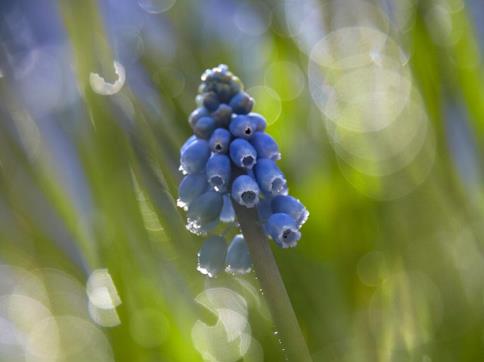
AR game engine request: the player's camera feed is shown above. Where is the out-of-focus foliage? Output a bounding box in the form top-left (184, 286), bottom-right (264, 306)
top-left (0, 0), bottom-right (483, 361)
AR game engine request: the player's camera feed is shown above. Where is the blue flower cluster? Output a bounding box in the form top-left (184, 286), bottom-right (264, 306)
top-left (178, 65), bottom-right (308, 277)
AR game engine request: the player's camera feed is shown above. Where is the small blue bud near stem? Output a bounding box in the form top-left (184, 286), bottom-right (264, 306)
top-left (220, 194), bottom-right (235, 223)
top-left (197, 236), bottom-right (226, 277)
top-left (176, 64), bottom-right (312, 362)
top-left (225, 234), bottom-right (252, 274)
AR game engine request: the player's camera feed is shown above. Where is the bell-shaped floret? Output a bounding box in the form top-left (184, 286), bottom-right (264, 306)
top-left (229, 115), bottom-right (259, 139)
top-left (271, 195), bottom-right (309, 228)
top-left (177, 173), bottom-right (208, 210)
top-left (209, 128), bottom-right (231, 154)
top-left (206, 154), bottom-right (231, 192)
top-left (225, 234), bottom-right (252, 274)
top-left (180, 138), bottom-right (210, 174)
top-left (231, 175), bottom-right (260, 208)
top-left (229, 138), bottom-right (257, 170)
top-left (265, 213), bottom-right (301, 248)
top-left (186, 191), bottom-right (223, 235)
top-left (197, 236), bottom-right (226, 277)
top-left (193, 116), bottom-right (216, 139)
top-left (250, 132), bottom-right (280, 161)
top-left (254, 159), bottom-right (287, 195)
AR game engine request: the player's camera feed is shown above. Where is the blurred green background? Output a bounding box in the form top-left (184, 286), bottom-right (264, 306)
top-left (0, 0), bottom-right (483, 361)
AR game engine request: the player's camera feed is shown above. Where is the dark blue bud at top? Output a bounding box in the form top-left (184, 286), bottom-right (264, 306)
top-left (271, 195), bottom-right (309, 228)
top-left (232, 175), bottom-right (260, 208)
top-left (254, 159), bottom-right (287, 195)
top-left (206, 154), bottom-right (231, 192)
top-left (215, 82), bottom-right (232, 102)
top-left (265, 213), bottom-right (301, 248)
top-left (229, 91), bottom-right (254, 114)
top-left (187, 190), bottom-right (223, 234)
top-left (197, 236), bottom-right (226, 277)
top-left (193, 116), bottom-right (216, 139)
top-left (225, 234), bottom-right (252, 274)
top-left (229, 77), bottom-right (242, 95)
top-left (209, 128), bottom-right (231, 154)
top-left (220, 194), bottom-right (235, 223)
top-left (180, 138), bottom-right (210, 174)
top-left (229, 115), bottom-right (259, 139)
top-left (229, 138), bottom-right (257, 170)
top-left (201, 91), bottom-right (220, 112)
top-left (189, 107), bottom-right (209, 128)
top-left (250, 132), bottom-right (281, 161)
top-left (177, 173), bottom-right (208, 210)
top-left (247, 113), bottom-right (267, 132)
top-left (211, 104), bottom-right (232, 127)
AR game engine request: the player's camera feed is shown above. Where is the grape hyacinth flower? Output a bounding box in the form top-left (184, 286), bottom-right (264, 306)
top-left (177, 64), bottom-right (309, 277)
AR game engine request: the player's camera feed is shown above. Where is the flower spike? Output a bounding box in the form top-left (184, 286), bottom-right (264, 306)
top-left (176, 64), bottom-right (309, 277)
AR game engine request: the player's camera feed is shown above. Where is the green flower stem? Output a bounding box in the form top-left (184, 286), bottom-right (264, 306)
top-left (233, 202), bottom-right (312, 362)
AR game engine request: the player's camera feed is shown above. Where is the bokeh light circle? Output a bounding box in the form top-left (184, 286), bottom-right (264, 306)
top-left (264, 61), bottom-right (305, 101)
top-left (138, 0), bottom-right (176, 14)
top-left (234, 2), bottom-right (272, 36)
top-left (26, 316), bottom-right (113, 362)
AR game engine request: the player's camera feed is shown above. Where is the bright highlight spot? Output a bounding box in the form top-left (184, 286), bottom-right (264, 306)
top-left (86, 269), bottom-right (121, 327)
top-left (192, 288), bottom-right (262, 361)
top-left (89, 61), bottom-right (126, 96)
